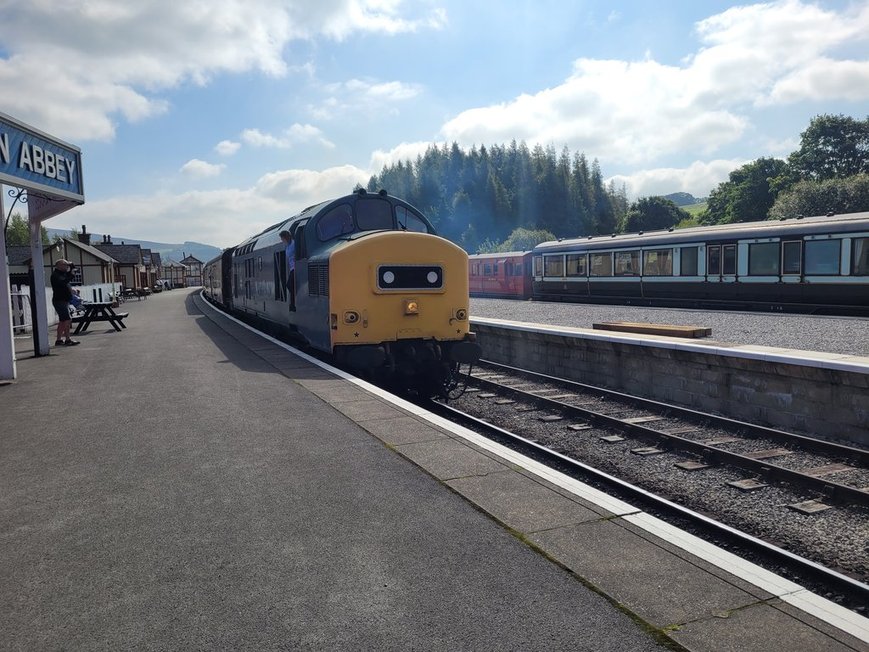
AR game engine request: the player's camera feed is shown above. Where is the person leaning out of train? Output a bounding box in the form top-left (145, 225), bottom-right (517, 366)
top-left (279, 230), bottom-right (296, 312)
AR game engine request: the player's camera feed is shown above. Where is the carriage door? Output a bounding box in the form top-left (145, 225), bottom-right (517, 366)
top-left (290, 219), bottom-right (309, 307)
top-left (707, 244), bottom-right (736, 283)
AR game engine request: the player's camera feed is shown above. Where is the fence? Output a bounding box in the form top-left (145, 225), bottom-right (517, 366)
top-left (9, 282), bottom-right (121, 333)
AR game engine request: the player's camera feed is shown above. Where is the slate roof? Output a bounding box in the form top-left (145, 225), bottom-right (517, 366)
top-left (5, 246), bottom-right (32, 265)
top-left (180, 254), bottom-right (203, 264)
top-left (94, 243), bottom-right (142, 265)
top-left (65, 238), bottom-right (116, 264)
top-left (151, 252), bottom-right (162, 268)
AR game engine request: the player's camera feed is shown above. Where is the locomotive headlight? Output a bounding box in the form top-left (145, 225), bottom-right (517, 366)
top-left (455, 308), bottom-right (468, 320)
top-left (404, 299), bottom-right (419, 315)
top-left (344, 311), bottom-right (360, 324)
top-left (382, 271), bottom-right (395, 285)
top-left (426, 271), bottom-right (438, 284)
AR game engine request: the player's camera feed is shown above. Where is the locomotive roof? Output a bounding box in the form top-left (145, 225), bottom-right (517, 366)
top-left (534, 211), bottom-right (869, 253)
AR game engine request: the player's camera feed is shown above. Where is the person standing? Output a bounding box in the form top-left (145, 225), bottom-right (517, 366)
top-left (50, 259), bottom-right (80, 346)
top-left (279, 230), bottom-right (296, 312)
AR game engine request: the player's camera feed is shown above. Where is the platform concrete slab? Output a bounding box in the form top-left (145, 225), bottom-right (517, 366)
top-left (331, 397), bottom-right (410, 422)
top-left (670, 600), bottom-right (861, 652)
top-left (295, 377), bottom-right (376, 403)
top-left (394, 437), bottom-right (509, 480)
top-left (529, 518), bottom-right (760, 627)
top-left (447, 468), bottom-right (602, 533)
top-left (361, 415), bottom-right (450, 446)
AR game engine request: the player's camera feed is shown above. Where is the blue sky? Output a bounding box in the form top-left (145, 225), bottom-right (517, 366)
top-left (1, 0), bottom-right (867, 248)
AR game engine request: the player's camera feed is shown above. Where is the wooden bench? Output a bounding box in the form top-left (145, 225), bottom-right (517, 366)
top-left (592, 321), bottom-right (712, 338)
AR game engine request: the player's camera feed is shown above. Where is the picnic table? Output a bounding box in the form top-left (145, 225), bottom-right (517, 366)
top-left (71, 302), bottom-right (129, 334)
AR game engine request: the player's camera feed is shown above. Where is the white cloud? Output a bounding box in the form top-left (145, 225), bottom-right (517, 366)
top-left (369, 141), bottom-right (443, 171)
top-left (68, 164), bottom-right (370, 247)
top-left (439, 1), bottom-right (869, 166)
top-left (241, 124), bottom-right (335, 149)
top-left (0, 0), bottom-right (444, 141)
top-left (310, 79), bottom-right (424, 120)
top-left (608, 159), bottom-right (748, 200)
top-left (180, 159), bottom-right (225, 178)
top-left (214, 140), bottom-right (241, 156)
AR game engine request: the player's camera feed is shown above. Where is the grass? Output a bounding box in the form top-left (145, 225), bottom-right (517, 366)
top-left (682, 202), bottom-right (707, 217)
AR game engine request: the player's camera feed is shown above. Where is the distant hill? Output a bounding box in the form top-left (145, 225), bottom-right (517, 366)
top-left (46, 228), bottom-right (221, 263)
top-left (663, 192), bottom-right (703, 207)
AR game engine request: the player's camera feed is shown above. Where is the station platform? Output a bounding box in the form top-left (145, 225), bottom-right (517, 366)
top-left (2, 290), bottom-right (867, 651)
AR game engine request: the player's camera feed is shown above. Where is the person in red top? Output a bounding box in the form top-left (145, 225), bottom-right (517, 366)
top-left (50, 259), bottom-right (80, 346)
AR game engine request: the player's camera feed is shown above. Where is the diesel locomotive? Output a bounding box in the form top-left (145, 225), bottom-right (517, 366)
top-left (203, 189), bottom-right (481, 395)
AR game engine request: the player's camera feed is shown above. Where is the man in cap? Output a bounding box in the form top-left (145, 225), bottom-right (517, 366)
top-left (50, 259), bottom-right (80, 346)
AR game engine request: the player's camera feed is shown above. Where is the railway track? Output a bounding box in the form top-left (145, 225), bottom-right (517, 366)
top-left (429, 360), bottom-right (869, 611)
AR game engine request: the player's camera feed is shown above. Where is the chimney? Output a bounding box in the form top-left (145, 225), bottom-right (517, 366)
top-left (78, 225), bottom-right (91, 246)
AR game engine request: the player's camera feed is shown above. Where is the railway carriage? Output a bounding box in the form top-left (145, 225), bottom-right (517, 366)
top-left (203, 189), bottom-right (480, 394)
top-left (468, 251), bottom-right (533, 299)
top-left (530, 212), bottom-right (869, 312)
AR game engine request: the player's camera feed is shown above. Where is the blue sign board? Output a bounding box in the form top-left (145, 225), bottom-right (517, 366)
top-left (0, 111), bottom-right (84, 204)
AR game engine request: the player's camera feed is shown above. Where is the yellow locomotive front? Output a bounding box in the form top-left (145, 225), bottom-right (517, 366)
top-left (328, 230), bottom-right (480, 393)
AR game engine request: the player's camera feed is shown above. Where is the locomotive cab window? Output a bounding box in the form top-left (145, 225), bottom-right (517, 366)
top-left (748, 242), bottom-right (780, 275)
top-left (782, 241), bottom-right (801, 275)
top-left (853, 238), bottom-right (869, 275)
top-left (356, 198), bottom-right (394, 231)
top-left (805, 239), bottom-right (840, 275)
top-left (317, 204), bottom-right (354, 241)
top-left (396, 205), bottom-right (430, 233)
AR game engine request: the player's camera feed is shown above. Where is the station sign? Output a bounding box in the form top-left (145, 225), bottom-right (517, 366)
top-left (0, 111), bottom-right (84, 220)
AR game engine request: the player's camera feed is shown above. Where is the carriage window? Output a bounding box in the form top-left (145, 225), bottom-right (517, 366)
top-left (707, 246), bottom-right (721, 275)
top-left (483, 263), bottom-right (492, 276)
top-left (680, 247), bottom-right (698, 276)
top-left (748, 243), bottom-right (779, 275)
top-left (642, 249), bottom-right (673, 276)
top-left (317, 204), bottom-right (354, 241)
top-left (544, 255), bottom-right (564, 277)
top-left (805, 239), bottom-right (841, 275)
top-left (505, 262), bottom-right (513, 276)
top-left (566, 253), bottom-right (587, 277)
top-left (853, 238), bottom-right (869, 275)
top-left (513, 262), bottom-right (524, 276)
top-left (395, 205), bottom-right (429, 233)
top-left (589, 252), bottom-right (613, 276)
top-left (493, 262), bottom-right (499, 275)
top-left (614, 250), bottom-right (640, 276)
top-left (723, 245), bottom-right (736, 275)
top-left (356, 198), bottom-right (394, 231)
top-left (782, 241), bottom-right (801, 275)
top-left (534, 256), bottom-right (543, 276)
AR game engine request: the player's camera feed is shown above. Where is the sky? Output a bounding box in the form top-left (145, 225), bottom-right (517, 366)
top-left (1, 0), bottom-right (868, 248)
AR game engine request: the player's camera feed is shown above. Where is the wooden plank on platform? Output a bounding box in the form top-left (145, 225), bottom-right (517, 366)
top-left (592, 322), bottom-right (712, 338)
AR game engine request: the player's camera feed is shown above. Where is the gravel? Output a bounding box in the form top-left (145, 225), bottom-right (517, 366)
top-left (470, 298), bottom-right (869, 356)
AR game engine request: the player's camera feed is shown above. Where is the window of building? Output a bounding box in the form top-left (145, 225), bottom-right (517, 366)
top-left (680, 247), bottom-right (699, 276)
top-left (614, 250), bottom-right (640, 276)
top-left (642, 249), bottom-right (673, 276)
top-left (544, 255), bottom-right (564, 277)
top-left (782, 241), bottom-right (801, 275)
top-left (805, 239), bottom-right (841, 275)
top-left (748, 242), bottom-right (780, 275)
top-left (589, 252), bottom-right (613, 276)
top-left (566, 253), bottom-right (587, 277)
top-left (852, 238), bottom-right (869, 275)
